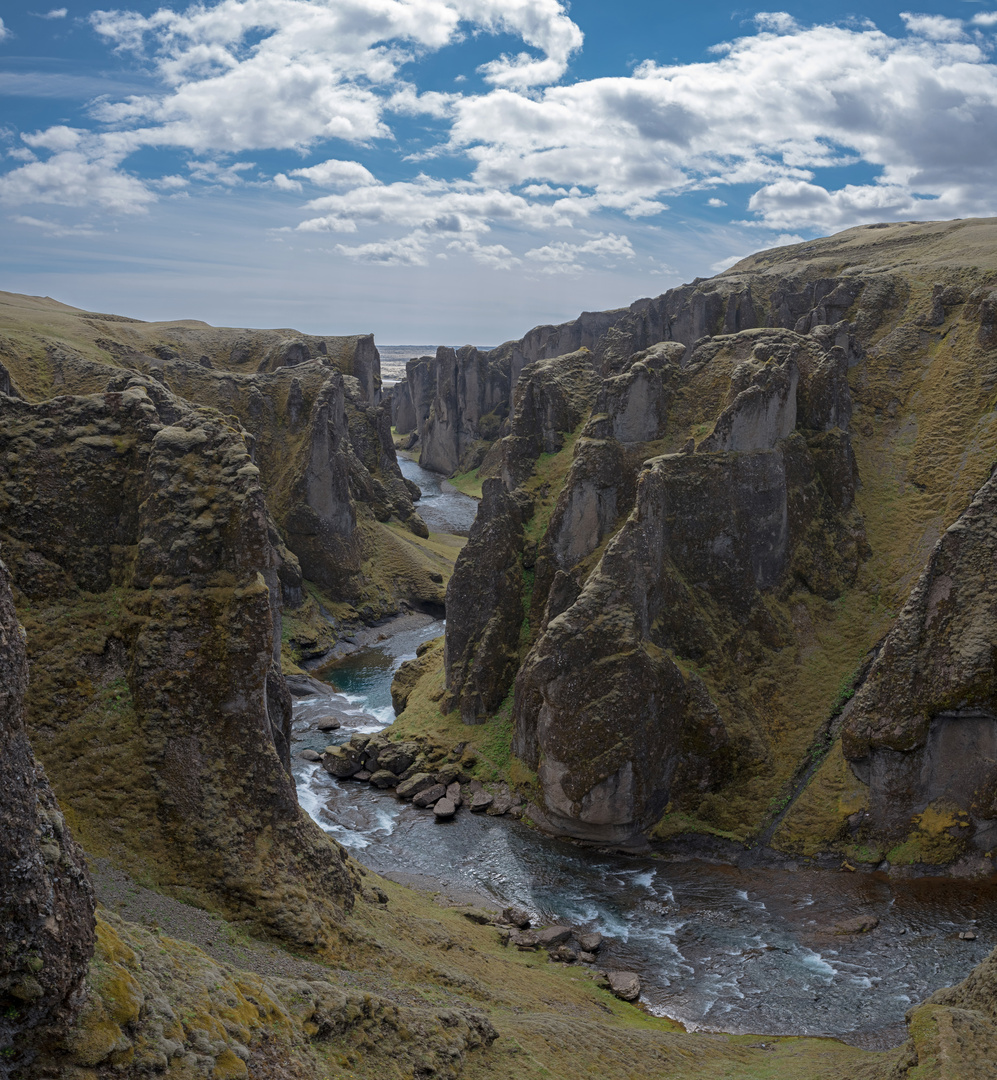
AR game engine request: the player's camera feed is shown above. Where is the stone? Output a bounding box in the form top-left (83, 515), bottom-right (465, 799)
top-left (433, 797), bottom-right (456, 819)
top-left (549, 945), bottom-right (577, 963)
top-left (316, 718), bottom-right (342, 732)
top-left (377, 742), bottom-right (419, 776)
top-left (446, 781), bottom-right (462, 807)
top-left (354, 770), bottom-right (372, 782)
top-left (502, 906), bottom-right (531, 929)
top-left (460, 907), bottom-right (497, 925)
top-left (436, 762), bottom-right (463, 786)
top-left (510, 930), bottom-right (539, 950)
top-left (470, 791), bottom-right (494, 812)
top-left (607, 971), bottom-right (641, 1002)
top-left (960, 931), bottom-right (978, 941)
top-left (578, 951), bottom-right (598, 964)
top-left (322, 745), bottom-right (365, 778)
top-left (577, 932), bottom-right (603, 953)
top-left (368, 770), bottom-right (398, 789)
top-left (396, 772), bottom-right (438, 800)
top-left (535, 925), bottom-right (572, 948)
top-left (413, 783), bottom-right (447, 808)
top-left (834, 916), bottom-right (879, 935)
top-left (486, 793), bottom-right (514, 816)
top-left (298, 749), bottom-right (322, 762)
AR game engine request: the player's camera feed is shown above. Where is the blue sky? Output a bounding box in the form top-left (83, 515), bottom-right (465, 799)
top-left (1, 1), bottom-right (996, 344)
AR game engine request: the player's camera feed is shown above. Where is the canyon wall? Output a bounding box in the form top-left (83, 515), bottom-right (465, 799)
top-left (431, 218), bottom-right (997, 867)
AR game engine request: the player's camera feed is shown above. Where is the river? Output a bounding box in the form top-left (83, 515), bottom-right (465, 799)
top-left (290, 455), bottom-right (997, 1051)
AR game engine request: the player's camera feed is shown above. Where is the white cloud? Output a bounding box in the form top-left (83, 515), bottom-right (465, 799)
top-left (973, 13), bottom-right (997, 27)
top-left (899, 12), bottom-right (965, 40)
top-left (22, 126), bottom-right (84, 152)
top-left (707, 197), bottom-right (727, 207)
top-left (289, 158), bottom-right (376, 188)
top-left (187, 159), bottom-right (255, 186)
top-left (12, 214), bottom-right (100, 236)
top-left (0, 17), bottom-right (9, 41)
top-left (0, 147), bottom-right (154, 212)
top-left (336, 229), bottom-right (431, 265)
top-left (32, 8), bottom-right (69, 18)
top-left (754, 13), bottom-right (799, 33)
top-left (524, 232), bottom-right (635, 274)
top-left (297, 174), bottom-right (576, 235)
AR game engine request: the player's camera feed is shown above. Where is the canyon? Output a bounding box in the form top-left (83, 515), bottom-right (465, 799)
top-left (3, 218), bottom-right (997, 1078)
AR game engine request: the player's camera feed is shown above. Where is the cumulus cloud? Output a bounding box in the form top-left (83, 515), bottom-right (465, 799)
top-left (6, 3), bottom-right (997, 263)
top-left (0, 147), bottom-right (154, 212)
top-left (0, 17), bottom-right (9, 41)
top-left (32, 8), bottom-right (69, 18)
top-left (524, 232), bottom-right (635, 274)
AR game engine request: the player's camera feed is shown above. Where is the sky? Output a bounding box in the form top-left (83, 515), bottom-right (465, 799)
top-left (1, 1), bottom-right (997, 344)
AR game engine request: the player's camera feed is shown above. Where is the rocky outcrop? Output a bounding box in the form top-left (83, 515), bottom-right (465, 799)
top-left (0, 292), bottom-right (433, 621)
top-left (445, 480), bottom-right (531, 723)
top-left (420, 346), bottom-right (512, 475)
top-left (0, 377), bottom-right (359, 947)
top-left (0, 556), bottom-right (95, 1075)
top-left (842, 463), bottom-right (997, 862)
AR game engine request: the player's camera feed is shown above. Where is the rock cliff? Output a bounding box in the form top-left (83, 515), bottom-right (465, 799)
top-left (429, 218), bottom-right (997, 863)
top-left (0, 555), bottom-right (95, 1075)
top-left (0, 291), bottom-right (441, 641)
top-left (0, 376), bottom-right (360, 948)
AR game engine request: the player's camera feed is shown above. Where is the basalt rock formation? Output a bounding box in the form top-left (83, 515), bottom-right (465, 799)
top-left (841, 462), bottom-right (997, 864)
top-left (390, 308), bottom-right (630, 475)
top-left (0, 376), bottom-right (360, 948)
top-left (428, 218), bottom-right (997, 864)
top-left (0, 291), bottom-right (437, 627)
top-left (0, 556), bottom-right (95, 1075)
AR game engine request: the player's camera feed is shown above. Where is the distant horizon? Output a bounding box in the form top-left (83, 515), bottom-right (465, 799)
top-left (3, 2), bottom-right (997, 340)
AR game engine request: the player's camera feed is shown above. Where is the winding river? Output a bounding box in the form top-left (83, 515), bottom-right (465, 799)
top-left (291, 455), bottom-right (997, 1051)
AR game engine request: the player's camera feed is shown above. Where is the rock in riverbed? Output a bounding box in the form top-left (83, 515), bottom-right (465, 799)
top-left (433, 797), bottom-right (456, 819)
top-left (413, 783), bottom-right (447, 807)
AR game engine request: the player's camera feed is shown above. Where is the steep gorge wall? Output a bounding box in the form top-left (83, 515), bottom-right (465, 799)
top-left (0, 557), bottom-right (95, 1075)
top-left (0, 377), bottom-right (360, 947)
top-left (435, 218), bottom-right (997, 864)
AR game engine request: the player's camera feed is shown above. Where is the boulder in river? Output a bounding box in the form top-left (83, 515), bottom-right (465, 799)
top-left (298, 749), bottom-right (322, 762)
top-left (316, 718), bottom-right (342, 732)
top-left (369, 770), bottom-right (399, 789)
top-left (414, 783), bottom-right (447, 807)
top-left (607, 971), bottom-right (642, 1002)
top-left (396, 772), bottom-right (438, 799)
top-left (446, 781), bottom-right (462, 806)
top-left (470, 791), bottom-right (494, 812)
top-left (433, 797), bottom-right (456, 819)
top-left (577, 931), bottom-right (603, 952)
top-left (322, 745), bottom-right (364, 777)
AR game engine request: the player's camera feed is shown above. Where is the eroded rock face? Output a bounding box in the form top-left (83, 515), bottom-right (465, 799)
top-left (0, 377), bottom-right (358, 947)
top-left (843, 466), bottom-right (997, 856)
top-left (505, 331), bottom-right (864, 842)
top-left (0, 557), bottom-right (95, 1074)
top-left (445, 479), bottom-right (530, 723)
